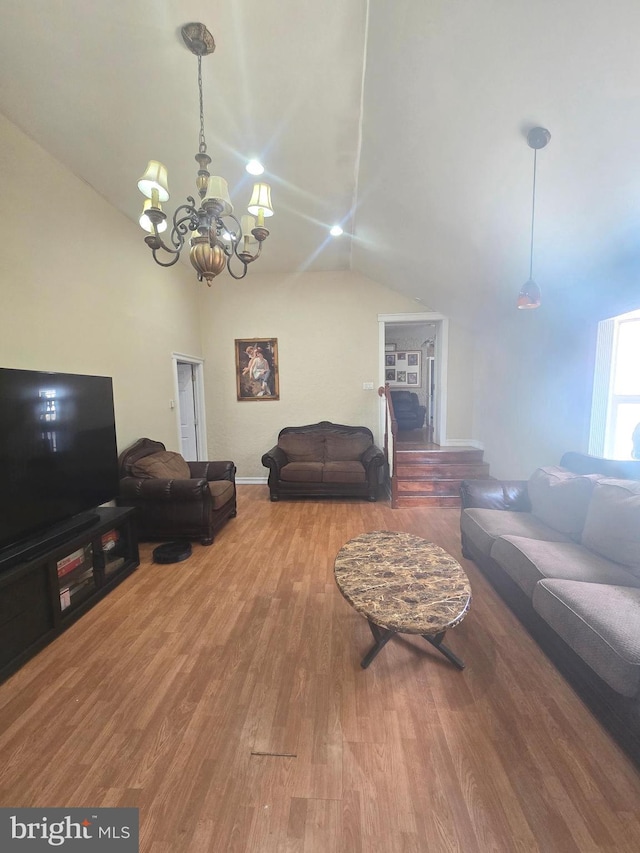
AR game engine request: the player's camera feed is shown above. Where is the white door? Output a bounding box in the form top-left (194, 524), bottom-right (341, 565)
top-left (177, 362), bottom-right (198, 460)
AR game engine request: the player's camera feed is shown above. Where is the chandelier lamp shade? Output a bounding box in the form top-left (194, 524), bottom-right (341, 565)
top-left (137, 23), bottom-right (273, 285)
top-left (517, 126), bottom-right (550, 310)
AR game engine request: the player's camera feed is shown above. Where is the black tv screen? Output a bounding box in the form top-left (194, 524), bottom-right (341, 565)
top-left (0, 368), bottom-right (119, 554)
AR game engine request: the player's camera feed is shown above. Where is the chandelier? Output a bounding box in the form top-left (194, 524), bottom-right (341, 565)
top-left (137, 23), bottom-right (273, 285)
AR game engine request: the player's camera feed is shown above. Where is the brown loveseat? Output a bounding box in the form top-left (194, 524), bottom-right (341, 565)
top-left (118, 438), bottom-right (237, 544)
top-left (261, 421), bottom-right (385, 502)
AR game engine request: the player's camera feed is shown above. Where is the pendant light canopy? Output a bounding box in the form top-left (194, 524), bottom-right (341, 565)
top-left (517, 126), bottom-right (550, 310)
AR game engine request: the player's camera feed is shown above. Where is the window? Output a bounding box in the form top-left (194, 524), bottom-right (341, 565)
top-left (590, 309), bottom-right (640, 459)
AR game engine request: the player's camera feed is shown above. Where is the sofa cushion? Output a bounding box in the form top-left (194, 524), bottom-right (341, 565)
top-left (491, 536), bottom-right (640, 598)
top-left (461, 508), bottom-right (572, 558)
top-left (279, 433), bottom-right (325, 463)
top-left (322, 461), bottom-right (366, 483)
top-left (581, 479), bottom-right (640, 575)
top-left (208, 479), bottom-right (235, 510)
top-left (131, 450), bottom-right (190, 480)
top-left (280, 462), bottom-right (323, 483)
top-left (533, 579), bottom-right (640, 697)
top-left (527, 466), bottom-right (599, 536)
top-left (325, 433), bottom-right (371, 461)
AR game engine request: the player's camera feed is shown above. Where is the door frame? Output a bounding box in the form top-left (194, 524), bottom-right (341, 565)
top-left (377, 312), bottom-right (449, 445)
top-left (171, 353), bottom-right (208, 460)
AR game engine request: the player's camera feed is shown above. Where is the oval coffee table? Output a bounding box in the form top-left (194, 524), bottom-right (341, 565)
top-left (334, 530), bottom-right (471, 669)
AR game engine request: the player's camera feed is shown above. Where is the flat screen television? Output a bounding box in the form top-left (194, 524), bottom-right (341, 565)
top-left (0, 368), bottom-right (119, 566)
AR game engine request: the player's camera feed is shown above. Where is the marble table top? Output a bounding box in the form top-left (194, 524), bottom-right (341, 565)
top-left (334, 530), bottom-right (471, 635)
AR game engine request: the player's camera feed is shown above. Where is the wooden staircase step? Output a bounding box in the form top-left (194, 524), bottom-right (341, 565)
top-left (395, 495), bottom-right (462, 508)
top-left (397, 479), bottom-right (463, 496)
top-left (389, 441), bottom-right (490, 509)
top-left (395, 448), bottom-right (484, 464)
top-left (395, 462), bottom-right (490, 479)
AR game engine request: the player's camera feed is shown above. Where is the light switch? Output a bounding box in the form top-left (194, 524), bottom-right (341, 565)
top-left (362, 382), bottom-right (374, 390)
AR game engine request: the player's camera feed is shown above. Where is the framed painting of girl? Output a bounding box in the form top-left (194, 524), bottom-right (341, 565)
top-left (235, 338), bottom-right (280, 400)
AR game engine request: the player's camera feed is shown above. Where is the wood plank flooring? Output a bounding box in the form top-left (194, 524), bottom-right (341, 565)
top-left (1, 486), bottom-right (640, 851)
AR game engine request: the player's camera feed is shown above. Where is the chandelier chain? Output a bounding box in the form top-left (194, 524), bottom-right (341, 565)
top-left (197, 55), bottom-right (207, 155)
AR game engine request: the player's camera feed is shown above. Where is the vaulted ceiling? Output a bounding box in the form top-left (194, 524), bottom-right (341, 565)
top-left (2, 1), bottom-right (639, 324)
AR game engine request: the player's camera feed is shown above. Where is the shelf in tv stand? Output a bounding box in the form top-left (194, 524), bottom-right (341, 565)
top-left (0, 506), bottom-right (139, 683)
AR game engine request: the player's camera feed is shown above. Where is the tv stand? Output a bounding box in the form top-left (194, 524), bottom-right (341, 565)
top-left (0, 511), bottom-right (101, 572)
top-left (0, 506), bottom-right (139, 683)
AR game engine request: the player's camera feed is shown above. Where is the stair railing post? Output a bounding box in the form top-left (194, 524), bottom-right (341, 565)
top-left (379, 383), bottom-right (399, 507)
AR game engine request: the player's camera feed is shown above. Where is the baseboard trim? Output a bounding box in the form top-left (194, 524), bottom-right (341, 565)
top-left (441, 439), bottom-right (484, 450)
top-left (237, 476), bottom-right (268, 485)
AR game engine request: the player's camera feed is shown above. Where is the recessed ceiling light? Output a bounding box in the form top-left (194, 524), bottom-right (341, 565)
top-left (329, 225), bottom-right (344, 237)
top-left (246, 159), bottom-right (265, 176)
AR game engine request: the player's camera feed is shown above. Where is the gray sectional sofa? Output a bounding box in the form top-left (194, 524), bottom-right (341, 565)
top-left (460, 452), bottom-right (640, 766)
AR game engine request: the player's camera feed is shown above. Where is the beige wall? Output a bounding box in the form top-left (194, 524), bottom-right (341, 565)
top-left (471, 310), bottom-right (595, 479)
top-left (0, 112), bottom-right (478, 476)
top-left (198, 271), bottom-right (431, 478)
top-left (445, 322), bottom-right (475, 441)
top-left (0, 113), bottom-right (203, 452)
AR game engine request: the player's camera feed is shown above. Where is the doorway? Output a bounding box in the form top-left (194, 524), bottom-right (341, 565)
top-left (172, 354), bottom-right (208, 461)
top-left (378, 312), bottom-right (449, 445)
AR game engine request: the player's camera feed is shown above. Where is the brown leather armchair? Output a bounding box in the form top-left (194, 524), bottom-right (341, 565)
top-left (117, 438), bottom-right (237, 545)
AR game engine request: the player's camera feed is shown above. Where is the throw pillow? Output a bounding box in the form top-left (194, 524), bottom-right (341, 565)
top-left (581, 479), bottom-right (640, 573)
top-left (528, 466), bottom-right (599, 536)
top-left (131, 450), bottom-right (190, 480)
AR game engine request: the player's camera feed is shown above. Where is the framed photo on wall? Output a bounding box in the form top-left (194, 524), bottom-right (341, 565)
top-left (235, 338), bottom-right (279, 400)
top-left (387, 351), bottom-right (421, 387)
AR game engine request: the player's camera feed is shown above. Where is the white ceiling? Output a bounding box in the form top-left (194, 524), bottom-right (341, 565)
top-left (2, 1), bottom-right (640, 324)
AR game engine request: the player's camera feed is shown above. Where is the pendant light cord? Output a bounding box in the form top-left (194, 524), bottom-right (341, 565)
top-left (529, 148), bottom-right (537, 281)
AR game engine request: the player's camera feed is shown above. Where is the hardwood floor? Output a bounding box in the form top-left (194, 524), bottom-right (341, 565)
top-left (1, 486), bottom-right (639, 851)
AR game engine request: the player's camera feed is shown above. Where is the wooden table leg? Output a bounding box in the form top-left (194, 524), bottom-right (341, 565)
top-left (361, 620), bottom-right (395, 669)
top-left (360, 623), bottom-right (465, 671)
top-left (422, 630), bottom-right (465, 670)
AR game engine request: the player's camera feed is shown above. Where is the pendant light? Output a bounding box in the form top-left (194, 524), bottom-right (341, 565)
top-left (517, 127), bottom-right (550, 309)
